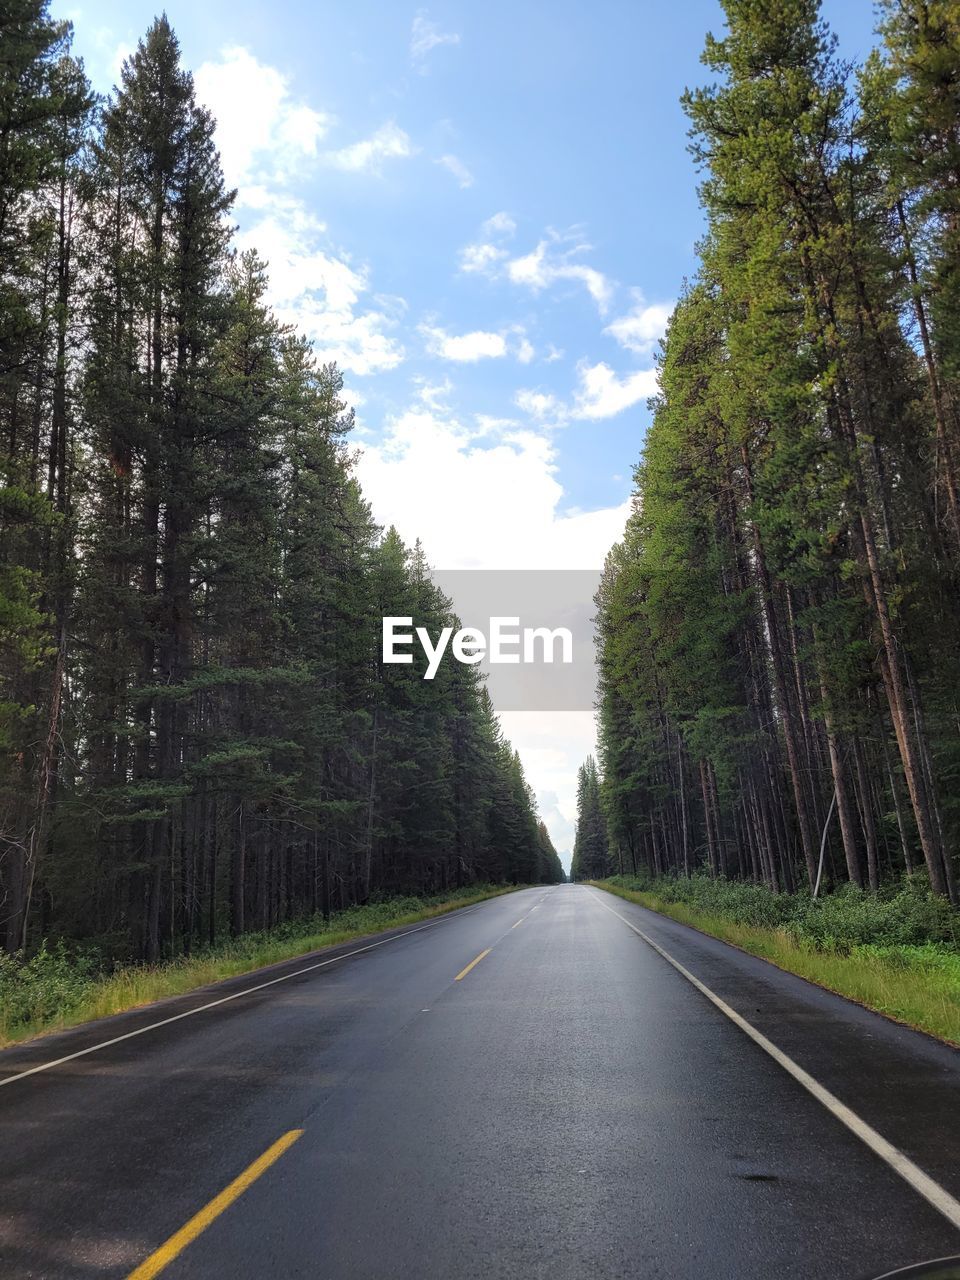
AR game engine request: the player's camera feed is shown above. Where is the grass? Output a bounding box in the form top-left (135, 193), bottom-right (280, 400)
top-left (590, 875), bottom-right (960, 1047)
top-left (0, 884), bottom-right (522, 1049)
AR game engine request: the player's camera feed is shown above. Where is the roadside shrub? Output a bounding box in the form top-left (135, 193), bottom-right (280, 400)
top-left (0, 882), bottom-right (509, 1044)
top-left (601, 872), bottom-right (960, 953)
top-left (598, 873), bottom-right (960, 1043)
top-left (790, 880), bottom-right (959, 951)
top-left (0, 941), bottom-right (98, 1036)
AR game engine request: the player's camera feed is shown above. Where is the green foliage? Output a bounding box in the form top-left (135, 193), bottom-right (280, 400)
top-left (0, 885), bottom-right (517, 1043)
top-left (604, 874), bottom-right (960, 950)
top-left (594, 0), bottom-right (960, 904)
top-left (571, 755), bottom-right (609, 880)
top-left (597, 879), bottom-right (960, 1043)
top-left (0, 941), bottom-right (97, 1031)
top-left (875, 0), bottom-right (960, 377)
top-left (0, 9), bottom-right (554, 968)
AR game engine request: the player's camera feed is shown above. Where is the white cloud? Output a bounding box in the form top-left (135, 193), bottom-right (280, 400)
top-left (459, 219), bottom-right (614, 312)
top-left (507, 238), bottom-right (613, 312)
top-left (513, 388), bottom-right (562, 420)
top-left (411, 10), bottom-right (461, 68)
top-left (412, 376), bottom-right (454, 410)
top-left (483, 211), bottom-right (516, 237)
top-left (512, 360), bottom-right (658, 425)
top-left (460, 242), bottom-right (508, 273)
top-left (436, 154), bottom-right (474, 188)
top-left (357, 400), bottom-right (628, 572)
top-left (424, 326), bottom-right (507, 361)
top-left (459, 210), bottom-right (516, 273)
top-left (423, 322), bottom-right (534, 364)
top-left (237, 210), bottom-right (404, 376)
top-left (197, 48), bottom-right (413, 185)
top-left (475, 413), bottom-right (520, 433)
top-left (605, 291), bottom-right (673, 356)
top-left (326, 122), bottom-right (414, 174)
top-left (195, 48), bottom-right (407, 377)
top-left (571, 361), bottom-right (658, 419)
top-left (195, 47), bottom-right (332, 191)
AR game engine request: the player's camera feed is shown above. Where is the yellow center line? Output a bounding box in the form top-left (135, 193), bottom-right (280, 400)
top-left (454, 948), bottom-right (491, 981)
top-left (127, 1129), bottom-right (304, 1280)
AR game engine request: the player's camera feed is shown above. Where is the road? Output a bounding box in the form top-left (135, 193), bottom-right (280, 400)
top-left (0, 884), bottom-right (959, 1279)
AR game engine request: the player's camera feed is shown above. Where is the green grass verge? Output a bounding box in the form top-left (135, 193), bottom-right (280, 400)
top-left (589, 878), bottom-right (960, 1047)
top-left (0, 884), bottom-right (522, 1049)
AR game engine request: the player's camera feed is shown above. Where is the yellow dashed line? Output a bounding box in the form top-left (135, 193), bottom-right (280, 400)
top-left (454, 949), bottom-right (491, 981)
top-left (127, 1130), bottom-right (304, 1279)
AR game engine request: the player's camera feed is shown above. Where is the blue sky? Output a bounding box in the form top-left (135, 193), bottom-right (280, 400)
top-left (58, 0), bottom-right (881, 867)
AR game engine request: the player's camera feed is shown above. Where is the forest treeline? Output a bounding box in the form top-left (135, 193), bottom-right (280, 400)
top-left (0, 3), bottom-right (562, 962)
top-left (581, 0), bottom-right (960, 901)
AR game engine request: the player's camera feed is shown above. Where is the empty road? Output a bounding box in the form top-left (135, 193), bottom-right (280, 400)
top-left (1, 884), bottom-right (959, 1279)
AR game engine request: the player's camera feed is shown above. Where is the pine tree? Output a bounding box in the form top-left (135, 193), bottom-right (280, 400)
top-left (0, 1), bottom-right (91, 951)
top-left (78, 17), bottom-right (234, 957)
top-left (571, 757), bottom-right (609, 881)
top-left (0, 8), bottom-right (626, 961)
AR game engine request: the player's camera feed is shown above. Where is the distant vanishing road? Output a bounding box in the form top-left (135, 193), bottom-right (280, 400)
top-left (1, 884), bottom-right (959, 1279)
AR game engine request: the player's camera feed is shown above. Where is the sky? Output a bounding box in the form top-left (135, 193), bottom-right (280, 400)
top-left (57, 0), bottom-right (880, 870)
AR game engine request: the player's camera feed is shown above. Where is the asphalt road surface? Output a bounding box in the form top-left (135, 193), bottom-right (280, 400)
top-left (1, 884), bottom-right (959, 1280)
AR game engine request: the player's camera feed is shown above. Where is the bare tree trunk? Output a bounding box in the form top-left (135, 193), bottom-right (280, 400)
top-left (231, 801), bottom-right (245, 936)
top-left (677, 731), bottom-right (690, 876)
top-left (801, 246), bottom-right (951, 900)
top-left (896, 200), bottom-right (960, 546)
top-left (362, 710), bottom-right (378, 902)
top-left (851, 737), bottom-right (880, 892)
top-left (741, 447), bottom-right (819, 885)
top-left (699, 759), bottom-right (717, 876)
top-left (812, 634), bottom-right (863, 888)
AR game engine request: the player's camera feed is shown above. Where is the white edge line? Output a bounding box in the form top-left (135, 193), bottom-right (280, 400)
top-left (0, 897), bottom-right (507, 1089)
top-left (587, 887), bottom-right (960, 1233)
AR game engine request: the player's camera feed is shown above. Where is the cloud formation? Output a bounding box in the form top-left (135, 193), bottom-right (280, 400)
top-left (507, 238), bottom-right (614, 312)
top-left (436, 153), bottom-right (474, 188)
top-left (460, 212), bottom-right (514, 272)
top-left (482, 211), bottom-right (516, 237)
top-left (424, 326), bottom-right (506, 361)
top-left (195, 47), bottom-right (406, 377)
top-left (422, 322), bottom-right (533, 364)
top-left (460, 218), bottom-right (615, 312)
top-left (236, 210), bottom-right (405, 375)
top-left (410, 10), bottom-right (461, 69)
top-left (512, 361), bottom-right (657, 426)
top-left (604, 290), bottom-right (673, 355)
top-left (571, 361), bottom-right (659, 419)
top-left (194, 46), bottom-right (332, 190)
top-left (326, 122), bottom-right (414, 174)
top-left (356, 395), bottom-right (629, 571)
top-left (513, 388), bottom-right (562, 420)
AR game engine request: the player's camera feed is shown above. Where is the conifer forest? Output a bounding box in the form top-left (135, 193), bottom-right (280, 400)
top-left (0, 3), bottom-right (562, 965)
top-left (5, 5), bottom-right (960, 1278)
top-left (579, 1), bottom-right (960, 909)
